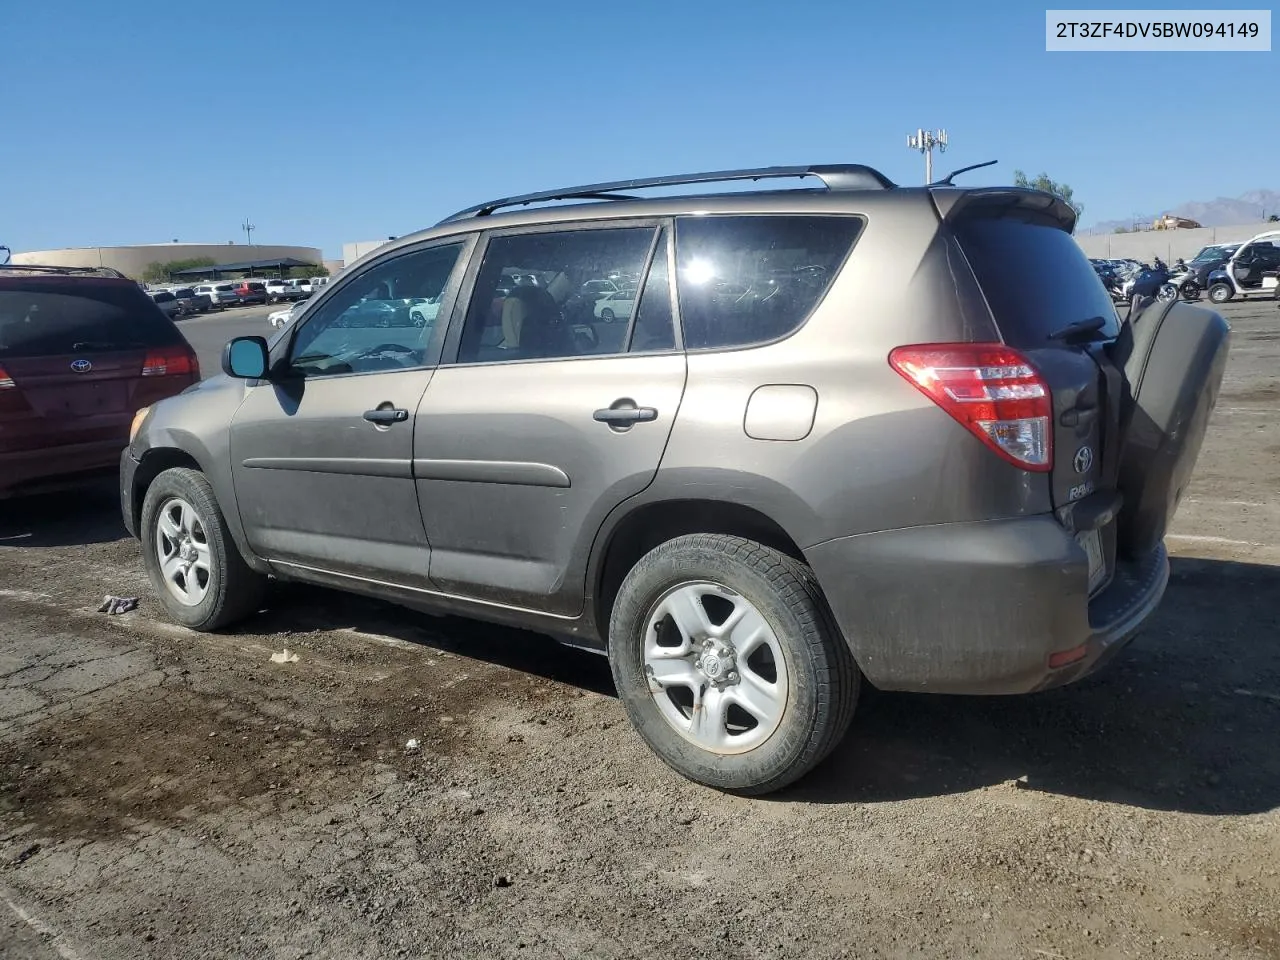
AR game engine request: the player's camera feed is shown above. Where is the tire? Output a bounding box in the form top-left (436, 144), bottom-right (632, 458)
top-left (601, 308), bottom-right (616, 322)
top-left (1181, 281), bottom-right (1201, 302)
top-left (608, 533), bottom-right (859, 795)
top-left (1208, 282), bottom-right (1233, 304)
top-left (140, 467), bottom-right (267, 631)
top-left (1157, 283), bottom-right (1178, 303)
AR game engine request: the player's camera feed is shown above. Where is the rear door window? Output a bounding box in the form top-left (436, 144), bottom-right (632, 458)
top-left (953, 217), bottom-right (1120, 347)
top-left (673, 215), bottom-right (862, 350)
top-left (455, 226), bottom-right (657, 363)
top-left (0, 282), bottom-right (181, 358)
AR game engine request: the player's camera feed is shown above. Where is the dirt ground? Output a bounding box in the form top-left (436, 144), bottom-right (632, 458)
top-left (2, 299), bottom-right (1278, 960)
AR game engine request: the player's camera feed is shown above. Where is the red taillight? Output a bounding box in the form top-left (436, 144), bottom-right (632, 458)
top-left (888, 343), bottom-right (1053, 472)
top-left (141, 346), bottom-right (199, 379)
top-left (0, 363), bottom-right (29, 415)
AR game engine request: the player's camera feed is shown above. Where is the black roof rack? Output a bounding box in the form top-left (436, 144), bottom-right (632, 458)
top-left (437, 163), bottom-right (897, 225)
top-left (0, 263), bottom-right (131, 280)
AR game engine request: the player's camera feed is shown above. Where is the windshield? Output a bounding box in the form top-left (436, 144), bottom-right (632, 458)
top-left (1192, 245), bottom-right (1237, 262)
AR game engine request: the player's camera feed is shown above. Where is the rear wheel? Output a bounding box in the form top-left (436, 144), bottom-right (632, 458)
top-left (600, 308), bottom-right (616, 322)
top-left (608, 534), bottom-right (858, 795)
top-left (140, 467), bottom-right (266, 631)
top-left (1208, 282), bottom-right (1233, 303)
top-left (1157, 283), bottom-right (1178, 303)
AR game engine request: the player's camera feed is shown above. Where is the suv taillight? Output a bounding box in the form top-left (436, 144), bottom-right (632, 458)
top-left (141, 346), bottom-right (199, 379)
top-left (888, 343), bottom-right (1052, 472)
top-left (0, 363), bottom-right (29, 415)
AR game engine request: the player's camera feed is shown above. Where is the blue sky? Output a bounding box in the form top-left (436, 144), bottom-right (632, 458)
top-left (3, 0), bottom-right (1275, 258)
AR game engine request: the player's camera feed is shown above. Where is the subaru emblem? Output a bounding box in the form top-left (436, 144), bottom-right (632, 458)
top-left (1073, 445), bottom-right (1094, 474)
top-left (70, 359), bottom-right (93, 373)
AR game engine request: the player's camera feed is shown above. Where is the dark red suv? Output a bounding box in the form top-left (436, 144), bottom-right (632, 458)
top-left (232, 281), bottom-right (268, 305)
top-left (0, 265), bottom-right (199, 498)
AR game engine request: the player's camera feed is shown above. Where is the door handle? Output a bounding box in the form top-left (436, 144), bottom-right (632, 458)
top-left (593, 406), bottom-right (658, 425)
top-left (363, 407), bottom-right (409, 424)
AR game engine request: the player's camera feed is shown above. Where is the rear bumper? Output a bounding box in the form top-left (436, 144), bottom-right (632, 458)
top-left (0, 440), bottom-right (128, 498)
top-left (805, 516), bottom-right (1169, 695)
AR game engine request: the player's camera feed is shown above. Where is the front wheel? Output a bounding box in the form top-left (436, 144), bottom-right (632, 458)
top-left (1157, 283), bottom-right (1178, 303)
top-left (1208, 282), bottom-right (1234, 304)
top-left (608, 534), bottom-right (859, 795)
top-left (140, 467), bottom-right (267, 631)
top-left (1181, 281), bottom-right (1201, 301)
top-left (600, 308), bottom-right (616, 322)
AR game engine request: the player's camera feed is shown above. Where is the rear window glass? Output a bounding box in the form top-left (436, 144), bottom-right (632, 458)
top-left (953, 217), bottom-right (1120, 347)
top-left (0, 282), bottom-right (181, 357)
top-left (674, 215), bottom-right (861, 350)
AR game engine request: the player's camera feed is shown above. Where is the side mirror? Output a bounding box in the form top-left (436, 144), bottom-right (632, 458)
top-left (222, 336), bottom-right (270, 379)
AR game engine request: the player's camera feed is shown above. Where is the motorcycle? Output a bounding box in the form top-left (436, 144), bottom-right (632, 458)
top-left (1158, 270), bottom-right (1202, 302)
top-left (1104, 261), bottom-right (1142, 303)
top-left (1129, 261), bottom-right (1172, 302)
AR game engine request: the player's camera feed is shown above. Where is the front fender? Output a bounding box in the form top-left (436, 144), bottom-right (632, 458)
top-left (127, 375), bottom-right (265, 571)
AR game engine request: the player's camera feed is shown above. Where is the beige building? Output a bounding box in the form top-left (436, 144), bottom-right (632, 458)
top-left (12, 243), bottom-right (325, 279)
top-left (342, 239), bottom-right (397, 267)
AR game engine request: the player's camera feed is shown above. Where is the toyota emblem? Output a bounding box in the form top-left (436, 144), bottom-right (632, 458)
top-left (1073, 445), bottom-right (1094, 474)
top-left (70, 359), bottom-right (93, 373)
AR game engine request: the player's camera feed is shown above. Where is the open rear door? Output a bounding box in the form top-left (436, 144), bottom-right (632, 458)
top-left (1108, 299), bottom-right (1230, 558)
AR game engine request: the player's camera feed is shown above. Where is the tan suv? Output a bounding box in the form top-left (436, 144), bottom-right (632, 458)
top-left (120, 164), bottom-right (1229, 794)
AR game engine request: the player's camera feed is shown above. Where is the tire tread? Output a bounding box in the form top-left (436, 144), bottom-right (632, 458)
top-left (610, 533), bottom-right (859, 796)
top-left (141, 467), bottom-right (266, 631)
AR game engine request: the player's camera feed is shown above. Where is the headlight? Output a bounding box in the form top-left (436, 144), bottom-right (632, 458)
top-left (130, 406), bottom-right (152, 443)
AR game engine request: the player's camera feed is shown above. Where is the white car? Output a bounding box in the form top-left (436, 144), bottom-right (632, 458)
top-left (264, 279), bottom-right (304, 303)
top-left (409, 295), bottom-right (442, 326)
top-left (592, 290), bottom-right (635, 322)
top-left (268, 299), bottom-right (306, 328)
top-left (194, 282), bottom-right (240, 309)
top-left (295, 276), bottom-right (330, 296)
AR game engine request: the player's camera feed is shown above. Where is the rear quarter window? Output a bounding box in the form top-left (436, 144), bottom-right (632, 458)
top-left (674, 215), bottom-right (862, 350)
top-left (0, 281), bottom-right (182, 358)
top-left (953, 217), bottom-right (1120, 348)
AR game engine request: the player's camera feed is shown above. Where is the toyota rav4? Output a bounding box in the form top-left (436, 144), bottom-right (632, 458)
top-left (119, 164), bottom-right (1230, 794)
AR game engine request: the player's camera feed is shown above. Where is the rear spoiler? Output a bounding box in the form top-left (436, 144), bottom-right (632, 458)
top-left (929, 187), bottom-right (1077, 234)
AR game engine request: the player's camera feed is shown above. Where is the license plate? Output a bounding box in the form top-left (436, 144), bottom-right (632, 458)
top-left (1078, 529), bottom-right (1106, 593)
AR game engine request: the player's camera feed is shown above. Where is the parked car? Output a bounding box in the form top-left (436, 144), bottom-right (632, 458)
top-left (295, 276), bottom-right (330, 296)
top-left (408, 295), bottom-right (442, 326)
top-left (120, 163), bottom-right (1228, 795)
top-left (579, 279), bottom-right (618, 300)
top-left (171, 287), bottom-right (213, 317)
top-left (1204, 232), bottom-right (1280, 302)
top-left (193, 282), bottom-right (240, 309)
top-left (232, 281), bottom-right (269, 305)
top-left (147, 288), bottom-right (181, 319)
top-left (0, 264), bottom-right (199, 498)
top-left (593, 289), bottom-right (635, 322)
top-left (267, 298), bottom-right (308, 328)
top-left (265, 279), bottom-right (305, 303)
